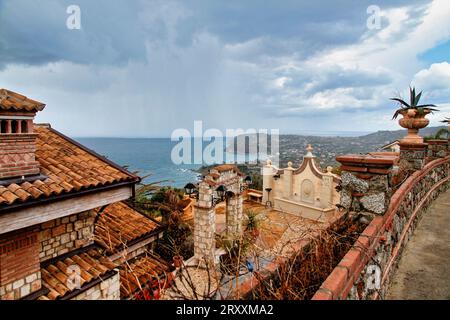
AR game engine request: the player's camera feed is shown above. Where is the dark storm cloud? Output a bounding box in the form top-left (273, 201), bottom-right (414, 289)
top-left (0, 0), bottom-right (432, 67)
top-left (0, 0), bottom-right (446, 136)
top-left (0, 0), bottom-right (147, 68)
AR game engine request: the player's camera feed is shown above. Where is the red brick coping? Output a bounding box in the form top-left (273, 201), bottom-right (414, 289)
top-left (312, 155), bottom-right (450, 300)
top-left (237, 216), bottom-right (342, 299)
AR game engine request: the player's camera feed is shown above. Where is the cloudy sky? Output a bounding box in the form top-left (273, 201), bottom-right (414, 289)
top-left (0, 0), bottom-right (449, 137)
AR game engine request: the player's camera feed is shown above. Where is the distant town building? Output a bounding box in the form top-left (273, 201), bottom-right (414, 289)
top-left (380, 140), bottom-right (400, 153)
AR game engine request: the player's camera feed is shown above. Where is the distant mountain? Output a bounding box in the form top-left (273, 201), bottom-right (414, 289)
top-left (356, 126), bottom-right (447, 147)
top-left (227, 126), bottom-right (447, 168)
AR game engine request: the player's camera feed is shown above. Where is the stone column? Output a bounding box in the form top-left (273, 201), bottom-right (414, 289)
top-left (399, 142), bottom-right (427, 171)
top-left (320, 167), bottom-right (334, 209)
top-left (6, 120), bottom-right (12, 134)
top-left (194, 182), bottom-right (216, 264)
top-left (27, 120), bottom-right (33, 133)
top-left (426, 140), bottom-right (448, 161)
top-left (283, 162), bottom-right (294, 200)
top-left (336, 154), bottom-right (396, 220)
top-left (226, 194), bottom-right (243, 239)
top-left (16, 120), bottom-right (22, 134)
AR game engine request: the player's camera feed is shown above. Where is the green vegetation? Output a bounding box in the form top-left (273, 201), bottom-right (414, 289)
top-left (424, 128), bottom-right (448, 141)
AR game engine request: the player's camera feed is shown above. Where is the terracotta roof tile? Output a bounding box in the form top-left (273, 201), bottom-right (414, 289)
top-left (119, 255), bottom-right (170, 299)
top-left (0, 89), bottom-right (46, 112)
top-left (95, 202), bottom-right (161, 254)
top-left (213, 164), bottom-right (241, 173)
top-left (0, 126), bottom-right (138, 208)
top-left (39, 248), bottom-right (117, 300)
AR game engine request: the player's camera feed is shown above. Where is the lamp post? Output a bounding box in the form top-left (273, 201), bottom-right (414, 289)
top-left (214, 185), bottom-right (227, 206)
top-left (184, 183), bottom-right (198, 199)
top-left (240, 175), bottom-right (252, 193)
top-left (265, 187), bottom-right (272, 208)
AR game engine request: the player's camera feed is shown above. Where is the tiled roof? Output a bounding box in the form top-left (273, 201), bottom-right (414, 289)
top-left (0, 89), bottom-right (46, 112)
top-left (95, 202), bottom-right (161, 254)
top-left (119, 255), bottom-right (171, 299)
top-left (38, 248), bottom-right (117, 300)
top-left (209, 173), bottom-right (220, 179)
top-left (0, 125), bottom-right (138, 208)
top-left (213, 164), bottom-right (241, 173)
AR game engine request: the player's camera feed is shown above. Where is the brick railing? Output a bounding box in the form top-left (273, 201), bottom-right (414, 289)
top-left (313, 153), bottom-right (450, 300)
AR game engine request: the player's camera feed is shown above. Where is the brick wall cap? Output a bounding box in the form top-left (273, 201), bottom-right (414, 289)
top-left (336, 154), bottom-right (397, 166)
top-left (426, 139), bottom-right (448, 145)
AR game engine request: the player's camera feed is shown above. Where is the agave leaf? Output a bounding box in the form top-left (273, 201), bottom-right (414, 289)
top-left (392, 109), bottom-right (403, 120)
top-left (391, 98), bottom-right (410, 108)
top-left (414, 91), bottom-right (422, 107)
top-left (416, 104), bottom-right (437, 109)
top-left (410, 87), bottom-right (415, 106)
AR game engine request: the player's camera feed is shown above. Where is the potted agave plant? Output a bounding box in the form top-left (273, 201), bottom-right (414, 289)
top-left (392, 87), bottom-right (439, 143)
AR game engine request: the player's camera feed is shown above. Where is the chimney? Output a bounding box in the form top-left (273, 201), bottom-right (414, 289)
top-left (0, 89), bottom-right (45, 181)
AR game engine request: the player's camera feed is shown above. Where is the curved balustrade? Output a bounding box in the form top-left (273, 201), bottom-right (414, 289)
top-left (313, 155), bottom-right (449, 300)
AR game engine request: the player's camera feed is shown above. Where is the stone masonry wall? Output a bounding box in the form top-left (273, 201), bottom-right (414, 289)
top-left (0, 227), bottom-right (42, 300)
top-left (194, 182), bottom-right (216, 263)
top-left (226, 195), bottom-right (243, 239)
top-left (313, 156), bottom-right (449, 300)
top-left (39, 210), bottom-right (96, 262)
top-left (71, 272), bottom-right (120, 300)
top-left (347, 163), bottom-right (449, 300)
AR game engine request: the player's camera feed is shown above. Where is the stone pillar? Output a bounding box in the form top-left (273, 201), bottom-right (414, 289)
top-left (336, 154), bottom-right (396, 219)
top-left (226, 194), bottom-right (243, 239)
top-left (320, 167), bottom-right (334, 209)
top-left (262, 160), bottom-right (275, 205)
top-left (399, 142), bottom-right (427, 171)
top-left (283, 162), bottom-right (294, 200)
top-left (193, 182), bottom-right (216, 264)
top-left (27, 120), bottom-right (33, 133)
top-left (426, 140), bottom-right (448, 161)
top-left (16, 120), bottom-right (22, 134)
top-left (6, 120), bottom-right (11, 134)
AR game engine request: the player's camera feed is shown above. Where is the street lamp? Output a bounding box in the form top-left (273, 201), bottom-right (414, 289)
top-left (184, 183), bottom-right (197, 198)
top-left (216, 185), bottom-right (227, 199)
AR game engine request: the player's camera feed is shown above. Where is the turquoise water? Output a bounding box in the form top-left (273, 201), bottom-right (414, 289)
top-left (75, 137), bottom-right (259, 188)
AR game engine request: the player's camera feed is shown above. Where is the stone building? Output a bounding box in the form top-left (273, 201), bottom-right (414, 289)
top-left (94, 201), bottom-right (170, 299)
top-left (0, 89), bottom-right (168, 300)
top-left (262, 145), bottom-right (340, 222)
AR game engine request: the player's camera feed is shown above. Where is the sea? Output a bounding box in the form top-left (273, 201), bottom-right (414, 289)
top-left (76, 131), bottom-right (369, 188)
top-left (75, 137), bottom-right (257, 188)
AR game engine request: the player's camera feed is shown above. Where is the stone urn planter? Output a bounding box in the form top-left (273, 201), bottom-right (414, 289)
top-left (398, 108), bottom-right (431, 144)
top-left (391, 87), bottom-right (439, 144)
